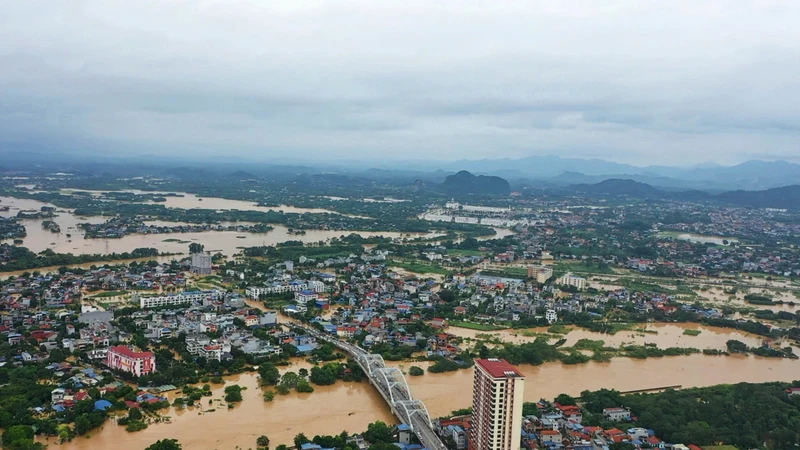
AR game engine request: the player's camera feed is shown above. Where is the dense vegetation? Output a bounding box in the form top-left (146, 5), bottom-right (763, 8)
top-left (580, 382), bottom-right (800, 449)
top-left (0, 244), bottom-right (162, 271)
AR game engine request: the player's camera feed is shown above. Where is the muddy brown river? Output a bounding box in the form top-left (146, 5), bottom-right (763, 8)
top-left (40, 351), bottom-right (800, 450)
top-left (0, 196), bottom-right (437, 259)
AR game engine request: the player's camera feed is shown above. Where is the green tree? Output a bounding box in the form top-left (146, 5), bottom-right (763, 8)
top-left (259, 363), bottom-right (280, 386)
top-left (726, 339), bottom-right (749, 353)
top-left (128, 407), bottom-right (143, 421)
top-left (224, 385), bottom-right (243, 403)
top-left (554, 393), bottom-right (577, 406)
top-left (189, 243), bottom-right (204, 254)
top-left (363, 421), bottom-right (393, 444)
top-left (369, 443), bottom-right (398, 450)
top-left (145, 439), bottom-right (182, 450)
top-left (294, 433), bottom-right (310, 449)
top-left (256, 435), bottom-right (270, 448)
top-left (408, 366), bottom-right (424, 376)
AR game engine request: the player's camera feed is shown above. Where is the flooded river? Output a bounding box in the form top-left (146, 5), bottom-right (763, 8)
top-left (41, 352), bottom-right (800, 450)
top-left (58, 190), bottom-right (350, 216)
top-left (41, 367), bottom-right (394, 450)
top-left (0, 196), bottom-right (436, 258)
top-left (448, 322), bottom-right (774, 350)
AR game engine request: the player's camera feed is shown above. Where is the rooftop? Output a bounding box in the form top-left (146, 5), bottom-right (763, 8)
top-left (109, 346), bottom-right (154, 359)
top-left (475, 358), bottom-right (525, 378)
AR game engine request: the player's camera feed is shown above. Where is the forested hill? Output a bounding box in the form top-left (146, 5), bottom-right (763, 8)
top-left (441, 170), bottom-right (510, 195)
top-left (567, 178), bottom-right (800, 209)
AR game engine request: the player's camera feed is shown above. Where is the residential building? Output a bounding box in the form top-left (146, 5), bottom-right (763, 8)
top-left (295, 289), bottom-right (319, 305)
top-left (136, 290), bottom-right (223, 308)
top-left (190, 252), bottom-right (213, 275)
top-left (106, 346), bottom-right (156, 377)
top-left (472, 358), bottom-right (525, 450)
top-left (527, 265), bottom-right (554, 283)
top-left (603, 407), bottom-right (631, 422)
top-left (555, 274), bottom-right (587, 291)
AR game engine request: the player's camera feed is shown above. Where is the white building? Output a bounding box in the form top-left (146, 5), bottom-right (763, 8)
top-left (245, 281), bottom-right (326, 299)
top-left (136, 290), bottom-right (224, 309)
top-left (555, 274), bottom-right (587, 291)
top-left (603, 407), bottom-right (632, 422)
top-left (545, 309), bottom-right (558, 324)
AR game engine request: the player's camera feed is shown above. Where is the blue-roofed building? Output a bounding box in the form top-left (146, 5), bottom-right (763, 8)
top-left (94, 400), bottom-right (113, 411)
top-left (293, 344), bottom-right (315, 355)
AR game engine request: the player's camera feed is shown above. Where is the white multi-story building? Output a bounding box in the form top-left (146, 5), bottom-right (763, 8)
top-left (555, 274), bottom-right (587, 291)
top-left (245, 281), bottom-right (326, 299)
top-left (136, 290), bottom-right (224, 309)
top-left (423, 214), bottom-right (454, 222)
top-left (295, 290), bottom-right (318, 305)
top-left (472, 358), bottom-right (525, 450)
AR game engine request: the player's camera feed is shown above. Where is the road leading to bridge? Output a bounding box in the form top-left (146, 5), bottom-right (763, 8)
top-left (300, 325), bottom-right (448, 450)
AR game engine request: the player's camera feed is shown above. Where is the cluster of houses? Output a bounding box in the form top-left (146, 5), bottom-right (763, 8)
top-left (436, 399), bottom-right (705, 450)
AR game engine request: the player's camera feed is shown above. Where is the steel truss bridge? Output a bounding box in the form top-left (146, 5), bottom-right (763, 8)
top-left (302, 326), bottom-right (447, 450)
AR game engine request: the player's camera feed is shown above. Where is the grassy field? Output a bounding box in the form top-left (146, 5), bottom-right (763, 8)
top-left (553, 261), bottom-right (616, 275)
top-left (447, 249), bottom-right (485, 257)
top-left (450, 321), bottom-right (508, 331)
top-left (162, 238), bottom-right (190, 243)
top-left (390, 260), bottom-right (452, 276)
top-left (89, 290), bottom-right (128, 298)
top-left (480, 267), bottom-right (528, 278)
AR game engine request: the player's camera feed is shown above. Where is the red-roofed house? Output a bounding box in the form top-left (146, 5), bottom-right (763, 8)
top-left (540, 430), bottom-right (561, 444)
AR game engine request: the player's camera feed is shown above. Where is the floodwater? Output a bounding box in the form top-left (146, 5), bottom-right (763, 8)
top-left (448, 322), bottom-right (774, 350)
top-left (58, 190), bottom-right (349, 216)
top-left (479, 227), bottom-right (515, 241)
top-left (40, 369), bottom-right (394, 450)
top-left (393, 354), bottom-right (800, 417)
top-left (697, 287), bottom-right (800, 313)
top-left (0, 197), bottom-right (438, 258)
top-left (658, 232), bottom-right (738, 245)
top-left (37, 352), bottom-right (800, 449)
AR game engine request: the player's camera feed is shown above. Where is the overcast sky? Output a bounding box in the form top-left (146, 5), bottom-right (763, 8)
top-left (1, 0), bottom-right (799, 166)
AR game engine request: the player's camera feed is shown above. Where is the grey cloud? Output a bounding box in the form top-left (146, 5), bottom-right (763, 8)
top-left (0, 0), bottom-right (799, 165)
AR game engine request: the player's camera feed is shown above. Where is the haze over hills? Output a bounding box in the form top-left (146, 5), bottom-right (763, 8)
top-left (2, 149), bottom-right (799, 192)
top-left (566, 178), bottom-right (800, 210)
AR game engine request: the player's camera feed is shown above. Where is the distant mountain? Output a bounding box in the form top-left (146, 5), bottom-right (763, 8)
top-left (565, 179), bottom-right (800, 209)
top-left (442, 170), bottom-right (510, 195)
top-left (569, 179), bottom-right (663, 198)
top-left (716, 185), bottom-right (800, 209)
